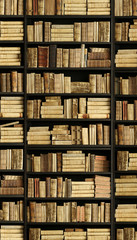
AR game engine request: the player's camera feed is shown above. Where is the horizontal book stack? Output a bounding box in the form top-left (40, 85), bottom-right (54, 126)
top-left (0, 21), bottom-right (24, 41)
top-left (42, 230), bottom-right (64, 240)
top-left (115, 175), bottom-right (137, 196)
top-left (87, 228), bottom-right (110, 240)
top-left (87, 0), bottom-right (110, 15)
top-left (115, 124), bottom-right (137, 145)
top-left (89, 73), bottom-right (110, 93)
top-left (87, 48), bottom-right (111, 67)
top-left (87, 98), bottom-right (110, 119)
top-left (0, 175), bottom-right (24, 195)
top-left (0, 225), bottom-right (24, 240)
top-left (95, 175), bottom-right (111, 198)
top-left (28, 176), bottom-right (109, 198)
top-left (62, 0), bottom-right (87, 15)
top-left (27, 152), bottom-right (110, 172)
top-left (116, 100), bottom-right (137, 120)
top-left (117, 151), bottom-right (137, 171)
top-left (115, 76), bottom-right (137, 95)
top-left (27, 99), bottom-right (41, 118)
top-left (115, 22), bottom-right (130, 41)
top-left (115, 204), bottom-right (137, 222)
top-left (28, 201), bottom-right (110, 222)
top-left (0, 71), bottom-right (23, 93)
top-left (27, 72), bottom-right (110, 94)
top-left (0, 121), bottom-right (24, 143)
top-left (51, 125), bottom-right (72, 145)
top-left (0, 97), bottom-right (24, 118)
top-left (117, 228), bottom-right (137, 240)
top-left (41, 96), bottom-right (64, 119)
top-left (0, 149), bottom-right (23, 170)
top-left (129, 19), bottom-right (137, 41)
top-left (64, 231), bottom-right (86, 240)
top-left (0, 201), bottom-right (23, 221)
top-left (27, 46), bottom-right (111, 68)
top-left (43, 22), bottom-right (110, 42)
top-left (27, 126), bottom-right (51, 145)
top-left (0, 0), bottom-right (23, 15)
top-left (115, 49), bottom-right (137, 68)
top-left (115, 0), bottom-right (137, 16)
top-left (27, 21), bottom-right (43, 42)
top-left (0, 47), bottom-right (21, 66)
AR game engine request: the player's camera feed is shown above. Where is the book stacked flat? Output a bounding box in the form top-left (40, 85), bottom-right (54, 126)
top-left (63, 0), bottom-right (86, 15)
top-left (41, 230), bottom-right (63, 240)
top-left (87, 228), bottom-right (110, 240)
top-left (95, 175), bottom-right (111, 198)
top-left (91, 155), bottom-right (110, 172)
top-left (0, 21), bottom-right (24, 40)
top-left (0, 97), bottom-right (23, 118)
top-left (0, 175), bottom-right (24, 195)
top-left (27, 99), bottom-right (42, 118)
top-left (115, 204), bottom-right (137, 222)
top-left (128, 153), bottom-right (137, 170)
top-left (28, 201), bottom-right (110, 223)
top-left (0, 121), bottom-right (23, 143)
top-left (87, 0), bottom-right (110, 15)
top-left (0, 201), bottom-right (23, 221)
top-left (115, 124), bottom-right (137, 145)
top-left (27, 21), bottom-right (43, 42)
top-left (115, 0), bottom-right (137, 16)
top-left (0, 225), bottom-right (24, 240)
top-left (115, 22), bottom-right (130, 41)
top-left (50, 24), bottom-right (74, 42)
top-left (71, 179), bottom-right (94, 197)
top-left (117, 228), bottom-right (137, 240)
top-left (115, 76), bottom-right (137, 95)
top-left (51, 125), bottom-right (72, 145)
top-left (89, 73), bottom-right (110, 93)
top-left (116, 100), bottom-right (137, 120)
top-left (115, 49), bottom-right (137, 68)
top-left (0, 149), bottom-right (23, 170)
top-left (64, 231), bottom-right (86, 240)
top-left (62, 151), bottom-right (85, 172)
top-left (41, 96), bottom-right (64, 118)
top-left (0, 0), bottom-right (23, 15)
top-left (115, 175), bottom-right (137, 196)
top-left (87, 98), bottom-right (110, 119)
top-left (0, 47), bottom-right (21, 66)
top-left (27, 127), bottom-right (51, 145)
top-left (87, 48), bottom-right (111, 67)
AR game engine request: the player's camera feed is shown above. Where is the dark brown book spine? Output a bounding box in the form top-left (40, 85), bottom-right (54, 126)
top-left (49, 45), bottom-right (57, 68)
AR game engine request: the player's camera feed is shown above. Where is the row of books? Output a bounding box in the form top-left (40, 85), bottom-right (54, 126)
top-left (0, 72), bottom-right (23, 93)
top-left (27, 152), bottom-right (110, 173)
top-left (116, 100), bottom-right (137, 120)
top-left (117, 151), bottom-right (137, 171)
top-left (27, 72), bottom-right (110, 94)
top-left (0, 201), bottom-right (23, 221)
top-left (0, 21), bottom-right (24, 41)
top-left (0, 0), bottom-right (23, 15)
top-left (115, 20), bottom-right (137, 42)
top-left (117, 228), bottom-right (137, 240)
top-left (0, 149), bottom-right (23, 170)
top-left (29, 228), bottom-right (111, 240)
top-left (27, 97), bottom-right (111, 119)
top-left (115, 124), bottom-right (137, 145)
top-left (27, 46), bottom-right (111, 68)
top-left (0, 121), bottom-right (23, 143)
top-left (115, 175), bottom-right (137, 196)
top-left (27, 124), bottom-right (110, 145)
top-left (28, 175), bottom-right (111, 198)
top-left (0, 226), bottom-right (23, 240)
top-left (0, 175), bottom-right (24, 195)
top-left (115, 0), bottom-right (137, 16)
top-left (115, 204), bottom-right (137, 222)
top-left (28, 21), bottom-right (110, 42)
top-left (28, 201), bottom-right (110, 223)
top-left (0, 97), bottom-right (24, 118)
top-left (26, 0), bottom-right (111, 16)
top-left (115, 76), bottom-right (137, 95)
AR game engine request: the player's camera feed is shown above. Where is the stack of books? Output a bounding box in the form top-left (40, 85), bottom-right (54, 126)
top-left (115, 175), bottom-right (137, 196)
top-left (0, 175), bottom-right (24, 195)
top-left (0, 97), bottom-right (24, 118)
top-left (0, 21), bottom-right (24, 40)
top-left (115, 204), bottom-right (137, 222)
top-left (27, 126), bottom-right (51, 145)
top-left (0, 121), bottom-right (24, 143)
top-left (95, 175), bottom-right (111, 198)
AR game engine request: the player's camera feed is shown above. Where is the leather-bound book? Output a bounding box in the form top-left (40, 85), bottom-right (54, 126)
top-left (38, 46), bottom-right (49, 67)
top-left (49, 45), bottom-right (57, 68)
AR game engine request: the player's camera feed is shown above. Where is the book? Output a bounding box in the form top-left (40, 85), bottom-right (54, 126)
top-left (0, 96), bottom-right (24, 118)
top-left (0, 175), bottom-right (24, 195)
top-left (0, 149), bottom-right (23, 170)
top-left (115, 124), bottom-right (137, 145)
top-left (115, 175), bottom-right (137, 196)
top-left (0, 0), bottom-right (23, 15)
top-left (0, 21), bottom-right (24, 40)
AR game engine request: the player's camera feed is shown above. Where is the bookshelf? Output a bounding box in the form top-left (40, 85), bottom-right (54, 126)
top-left (0, 0), bottom-right (137, 239)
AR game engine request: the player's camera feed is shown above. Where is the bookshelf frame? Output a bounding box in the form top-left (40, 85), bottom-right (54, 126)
top-left (0, 0), bottom-right (137, 239)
